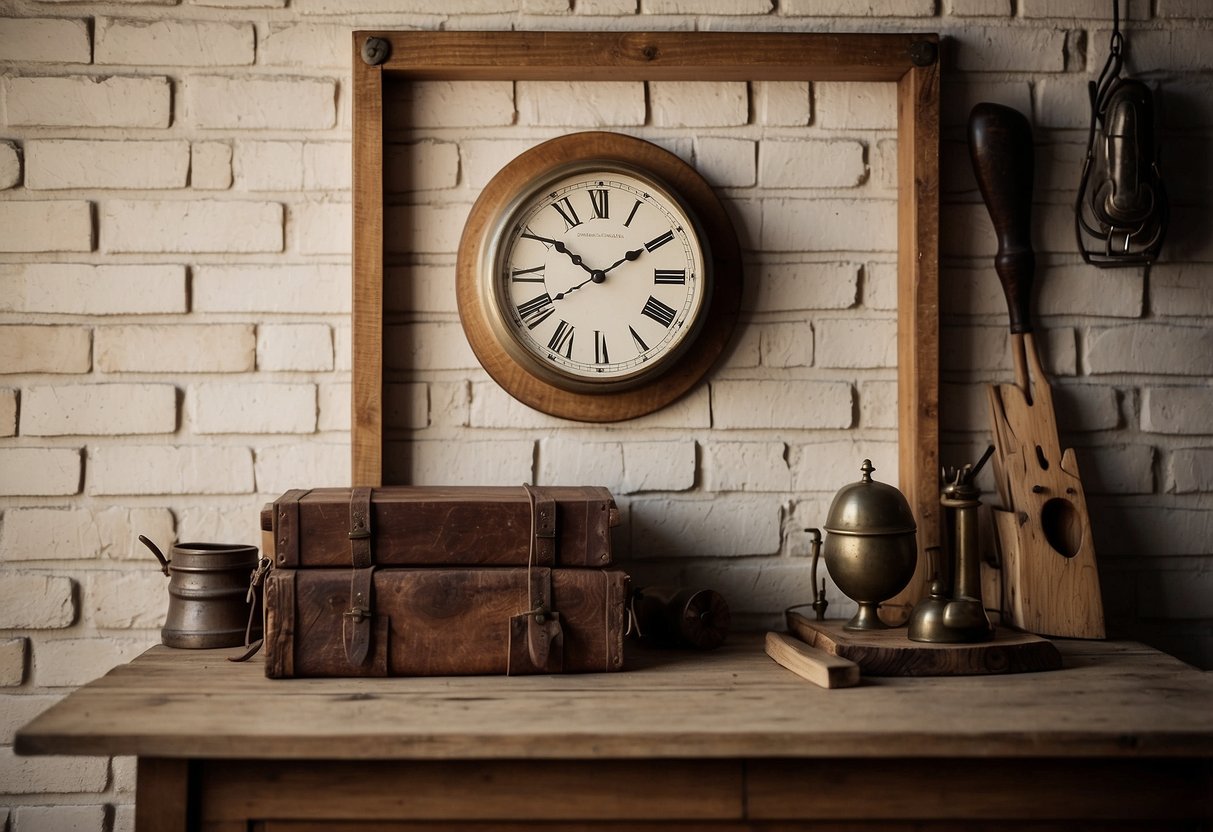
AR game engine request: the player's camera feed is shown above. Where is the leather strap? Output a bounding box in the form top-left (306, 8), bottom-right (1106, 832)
top-left (510, 484), bottom-right (564, 674)
top-left (273, 489), bottom-right (310, 567)
top-left (343, 566), bottom-right (375, 668)
top-left (530, 486), bottom-right (556, 567)
top-left (349, 486), bottom-right (373, 568)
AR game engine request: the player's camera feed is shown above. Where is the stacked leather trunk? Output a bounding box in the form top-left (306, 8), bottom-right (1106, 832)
top-left (259, 485), bottom-right (628, 678)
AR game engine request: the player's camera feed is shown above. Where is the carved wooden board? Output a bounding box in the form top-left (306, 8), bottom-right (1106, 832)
top-left (786, 612), bottom-right (1062, 677)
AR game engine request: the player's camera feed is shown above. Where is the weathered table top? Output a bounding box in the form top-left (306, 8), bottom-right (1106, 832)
top-left (16, 633), bottom-right (1213, 762)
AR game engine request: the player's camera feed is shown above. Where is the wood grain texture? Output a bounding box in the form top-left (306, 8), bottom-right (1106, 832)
top-left (765, 631), bottom-right (860, 688)
top-left (786, 613), bottom-right (1062, 677)
top-left (16, 634), bottom-right (1213, 762)
top-left (135, 758), bottom-right (190, 832)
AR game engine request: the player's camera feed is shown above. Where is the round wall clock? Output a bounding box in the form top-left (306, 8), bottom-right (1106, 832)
top-left (456, 131), bottom-right (742, 422)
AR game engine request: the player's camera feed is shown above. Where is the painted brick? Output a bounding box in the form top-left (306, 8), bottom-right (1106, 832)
top-left (384, 265), bottom-right (457, 314)
top-left (387, 81), bottom-right (514, 130)
top-left (384, 202), bottom-right (469, 255)
top-left (96, 17), bottom-right (254, 66)
top-left (782, 0), bottom-right (932, 13)
top-left (88, 571), bottom-right (167, 629)
top-left (759, 322), bottom-right (814, 368)
top-left (96, 324), bottom-right (255, 373)
top-left (22, 384), bottom-right (175, 437)
top-left (111, 756), bottom-right (136, 793)
top-left (816, 318), bottom-right (896, 368)
top-left (953, 26), bottom-right (1067, 72)
top-left (0, 750), bottom-right (107, 794)
top-left (412, 381), bottom-right (457, 429)
top-left (384, 322), bottom-right (479, 372)
top-left (101, 200), bottom-right (282, 254)
top-left (0, 448), bottom-right (82, 496)
top-left (257, 324), bottom-right (333, 372)
top-left (1092, 28), bottom-right (1213, 74)
top-left (440, 139), bottom-right (521, 191)
top-left (517, 81), bottom-right (646, 127)
top-left (814, 81), bottom-right (896, 129)
top-left (791, 440), bottom-right (900, 492)
top-left (940, 381), bottom-right (988, 433)
top-left (537, 438), bottom-right (624, 488)
top-left (943, 325), bottom-right (1076, 376)
top-left (1053, 384), bottom-right (1122, 432)
top-left (944, 264), bottom-right (1144, 320)
top-left (1157, 0), bottom-right (1213, 16)
top-left (2, 75), bottom-right (171, 128)
top-left (762, 199), bottom-right (896, 252)
top-left (0, 326), bottom-right (91, 374)
top-left (190, 382), bottom-right (317, 434)
top-left (859, 379), bottom-right (897, 429)
top-left (89, 445), bottom-right (255, 495)
top-left (946, 0), bottom-right (1011, 14)
top-left (0, 141), bottom-right (20, 189)
top-left (0, 201), bottom-right (92, 253)
top-left (304, 143), bottom-right (350, 191)
top-left (863, 261), bottom-right (897, 311)
top-left (318, 382), bottom-right (352, 433)
top-left (0, 506), bottom-right (175, 561)
top-left (628, 495), bottom-right (781, 558)
top-left (1168, 448), bottom-right (1213, 494)
top-left (0, 18), bottom-right (90, 64)
top-left (1035, 76), bottom-right (1094, 130)
top-left (261, 22), bottom-right (348, 68)
top-left (872, 138), bottom-right (897, 192)
top-left (385, 439), bottom-right (533, 487)
top-left (0, 639), bottom-right (27, 686)
top-left (233, 140), bottom-right (303, 191)
top-left (645, 0), bottom-right (768, 10)
top-left (0, 264), bottom-right (187, 315)
top-left (1087, 323), bottom-right (1213, 376)
top-left (13, 805), bottom-right (107, 832)
top-left (1095, 505), bottom-right (1213, 558)
top-left (191, 141), bottom-right (233, 190)
top-left (577, 0), bottom-right (637, 12)
top-left (1073, 444), bottom-right (1155, 495)
top-left (185, 76), bottom-right (337, 130)
top-left (194, 264), bottom-right (350, 314)
top-left (294, 201), bottom-right (351, 255)
top-left (746, 262), bottom-right (858, 312)
top-left (193, 0), bottom-right (286, 7)
top-left (383, 140), bottom-right (458, 191)
top-left (254, 443), bottom-right (349, 494)
top-left (693, 138), bottom-right (756, 189)
top-left (178, 505), bottom-right (261, 546)
top-left (711, 380), bottom-right (853, 429)
top-left (0, 388), bottom-right (15, 437)
top-left (0, 694), bottom-right (61, 744)
top-left (755, 80), bottom-right (810, 126)
top-left (333, 325), bottom-right (352, 373)
top-left (622, 441), bottom-right (696, 493)
top-left (33, 637), bottom-right (153, 687)
top-left (728, 325), bottom-right (762, 369)
top-left (1142, 387), bottom-right (1213, 435)
top-left (1153, 265), bottom-right (1213, 318)
top-left (940, 81), bottom-right (1032, 132)
top-left (703, 441), bottom-right (791, 492)
top-left (294, 0), bottom-right (505, 11)
top-left (651, 81), bottom-right (748, 128)
top-left (759, 139), bottom-right (866, 188)
top-left (468, 381), bottom-right (710, 430)
top-left (0, 573), bottom-right (76, 628)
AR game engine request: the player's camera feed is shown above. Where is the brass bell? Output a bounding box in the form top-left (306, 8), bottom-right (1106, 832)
top-left (821, 459), bottom-right (918, 631)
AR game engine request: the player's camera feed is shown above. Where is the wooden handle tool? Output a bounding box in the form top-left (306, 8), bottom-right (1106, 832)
top-left (765, 632), bottom-right (860, 689)
top-left (968, 103), bottom-right (1105, 639)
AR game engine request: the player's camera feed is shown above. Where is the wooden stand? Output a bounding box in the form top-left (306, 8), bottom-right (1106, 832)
top-left (786, 611), bottom-right (1061, 677)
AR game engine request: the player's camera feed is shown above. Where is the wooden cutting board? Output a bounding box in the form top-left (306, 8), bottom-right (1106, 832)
top-left (786, 611), bottom-right (1062, 677)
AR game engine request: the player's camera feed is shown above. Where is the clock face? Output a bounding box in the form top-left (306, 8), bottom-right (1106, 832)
top-left (488, 166), bottom-right (708, 388)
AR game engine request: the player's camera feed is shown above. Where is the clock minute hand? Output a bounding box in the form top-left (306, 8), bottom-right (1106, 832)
top-left (521, 232), bottom-right (595, 275)
top-left (600, 247), bottom-right (645, 275)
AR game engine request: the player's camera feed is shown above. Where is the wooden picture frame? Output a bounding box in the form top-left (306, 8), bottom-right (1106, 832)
top-left (351, 31), bottom-right (940, 617)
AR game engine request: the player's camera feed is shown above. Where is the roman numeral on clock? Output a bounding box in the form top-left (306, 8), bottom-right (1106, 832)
top-left (511, 264), bottom-right (545, 282)
top-left (623, 199), bottom-right (642, 228)
top-left (594, 330), bottom-right (609, 364)
top-left (641, 295), bottom-right (677, 328)
top-left (588, 188), bottom-right (609, 219)
top-left (629, 325), bottom-right (650, 353)
top-left (552, 197), bottom-right (582, 230)
top-left (517, 293), bottom-right (554, 330)
top-left (644, 229), bottom-right (674, 252)
top-left (547, 320), bottom-right (575, 359)
top-left (654, 269), bottom-right (686, 285)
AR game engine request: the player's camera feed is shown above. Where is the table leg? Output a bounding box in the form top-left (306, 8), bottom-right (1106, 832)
top-left (135, 757), bottom-right (191, 832)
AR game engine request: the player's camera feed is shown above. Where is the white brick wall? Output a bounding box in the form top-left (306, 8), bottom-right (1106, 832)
top-left (1, 3), bottom-right (1211, 825)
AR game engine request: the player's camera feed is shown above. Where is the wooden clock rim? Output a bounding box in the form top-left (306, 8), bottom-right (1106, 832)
top-left (455, 130), bottom-right (742, 423)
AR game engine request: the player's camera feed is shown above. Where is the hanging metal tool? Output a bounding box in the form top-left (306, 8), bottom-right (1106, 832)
top-left (1075, 0), bottom-right (1168, 267)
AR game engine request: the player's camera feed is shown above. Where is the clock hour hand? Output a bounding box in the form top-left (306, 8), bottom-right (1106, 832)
top-left (600, 247), bottom-right (645, 275)
top-left (553, 269), bottom-right (607, 300)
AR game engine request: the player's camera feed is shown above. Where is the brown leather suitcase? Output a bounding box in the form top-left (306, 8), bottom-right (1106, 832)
top-left (264, 485), bottom-right (618, 568)
top-left (263, 566), bottom-right (629, 678)
top-left (259, 484), bottom-right (629, 678)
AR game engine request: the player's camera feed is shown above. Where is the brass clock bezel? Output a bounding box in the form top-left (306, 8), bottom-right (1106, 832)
top-left (456, 131), bottom-right (742, 422)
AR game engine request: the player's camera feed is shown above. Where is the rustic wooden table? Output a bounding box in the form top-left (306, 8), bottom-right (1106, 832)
top-left (15, 634), bottom-right (1213, 831)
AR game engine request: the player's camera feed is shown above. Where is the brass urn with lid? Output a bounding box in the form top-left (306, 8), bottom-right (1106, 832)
top-left (822, 459), bottom-right (918, 631)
